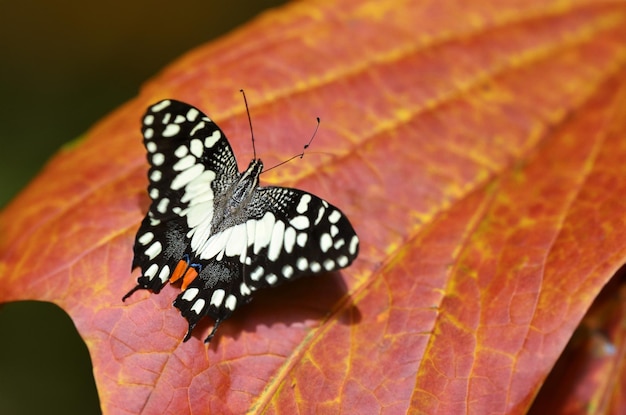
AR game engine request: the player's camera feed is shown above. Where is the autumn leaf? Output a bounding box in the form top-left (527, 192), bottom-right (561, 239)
top-left (530, 269), bottom-right (626, 413)
top-left (2, 0), bottom-right (626, 413)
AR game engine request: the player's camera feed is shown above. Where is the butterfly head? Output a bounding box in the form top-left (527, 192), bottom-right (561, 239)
top-left (231, 159), bottom-right (263, 205)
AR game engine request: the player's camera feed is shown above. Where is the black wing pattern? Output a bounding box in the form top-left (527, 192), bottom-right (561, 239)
top-left (125, 99), bottom-right (359, 343)
top-left (125, 100), bottom-right (238, 295)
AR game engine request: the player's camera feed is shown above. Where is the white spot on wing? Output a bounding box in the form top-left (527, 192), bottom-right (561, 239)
top-left (173, 155), bottom-right (196, 171)
top-left (251, 265), bottom-right (264, 281)
top-left (144, 114), bottom-right (155, 125)
top-left (320, 233), bottom-right (333, 252)
top-left (163, 123), bottom-right (181, 137)
top-left (296, 194), bottom-right (312, 214)
top-left (310, 262), bottom-right (321, 273)
top-left (323, 259), bottom-right (335, 271)
top-left (150, 170), bottom-right (162, 182)
top-left (204, 130), bottom-right (221, 147)
top-left (182, 287), bottom-right (199, 301)
top-left (190, 121), bottom-right (205, 136)
top-left (283, 226), bottom-right (296, 253)
top-left (337, 255), bottom-right (349, 267)
top-left (157, 197), bottom-right (170, 214)
top-left (267, 220), bottom-right (286, 261)
top-left (210, 289), bottom-right (225, 307)
top-left (328, 210), bottom-right (342, 224)
top-left (187, 201), bottom-right (214, 228)
top-left (158, 265), bottom-right (170, 283)
top-left (349, 235), bottom-right (359, 256)
top-left (145, 241), bottom-right (162, 260)
top-left (265, 274), bottom-right (278, 285)
top-left (240, 282), bottom-right (251, 296)
top-left (138, 231), bottom-right (154, 245)
top-left (289, 216), bottom-right (309, 230)
top-left (296, 257), bottom-right (308, 271)
top-left (152, 100), bottom-right (171, 112)
top-left (190, 139), bottom-right (203, 158)
top-left (186, 108), bottom-right (199, 121)
top-left (225, 294), bottom-right (237, 310)
top-left (254, 212), bottom-right (275, 254)
top-left (199, 227), bottom-right (231, 260)
top-left (182, 170), bottom-right (216, 203)
top-left (146, 141), bottom-right (157, 153)
top-left (152, 153), bottom-right (165, 166)
top-left (314, 206), bottom-right (325, 225)
top-left (296, 232), bottom-right (308, 247)
top-left (225, 223), bottom-right (247, 259)
top-left (175, 145), bottom-right (188, 158)
top-left (282, 265), bottom-right (294, 278)
top-left (145, 263), bottom-right (158, 279)
top-left (171, 164), bottom-right (204, 190)
top-left (191, 299), bottom-right (206, 314)
top-left (189, 208), bottom-right (216, 253)
top-left (245, 219), bottom-right (256, 247)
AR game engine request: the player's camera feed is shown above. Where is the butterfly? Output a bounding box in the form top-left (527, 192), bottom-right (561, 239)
top-left (123, 98), bottom-right (359, 343)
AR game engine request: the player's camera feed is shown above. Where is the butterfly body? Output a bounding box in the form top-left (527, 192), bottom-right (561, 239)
top-left (124, 99), bottom-right (359, 343)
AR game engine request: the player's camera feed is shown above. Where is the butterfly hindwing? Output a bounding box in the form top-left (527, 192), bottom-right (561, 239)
top-left (242, 187), bottom-right (359, 289)
top-left (126, 99), bottom-right (360, 343)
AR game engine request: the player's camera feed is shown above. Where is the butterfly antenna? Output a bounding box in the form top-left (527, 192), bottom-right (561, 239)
top-left (302, 117), bottom-right (320, 155)
top-left (240, 89), bottom-right (256, 160)
top-left (263, 117), bottom-right (321, 174)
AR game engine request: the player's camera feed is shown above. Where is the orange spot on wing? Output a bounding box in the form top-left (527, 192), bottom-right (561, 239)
top-left (170, 260), bottom-right (188, 284)
top-left (181, 267), bottom-right (198, 290)
top-left (169, 259), bottom-right (199, 290)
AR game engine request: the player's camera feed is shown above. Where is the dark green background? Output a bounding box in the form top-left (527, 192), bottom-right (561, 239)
top-left (0, 1), bottom-right (286, 413)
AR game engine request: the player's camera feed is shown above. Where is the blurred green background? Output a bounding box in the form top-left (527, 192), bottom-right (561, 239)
top-left (0, 1), bottom-right (286, 413)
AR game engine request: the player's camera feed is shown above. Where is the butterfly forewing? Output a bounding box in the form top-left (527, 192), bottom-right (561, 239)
top-left (143, 99), bottom-right (238, 219)
top-left (126, 99), bottom-right (359, 343)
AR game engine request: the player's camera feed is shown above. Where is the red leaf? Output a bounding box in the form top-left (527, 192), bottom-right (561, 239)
top-left (2, 0), bottom-right (626, 413)
top-left (530, 269), bottom-right (626, 414)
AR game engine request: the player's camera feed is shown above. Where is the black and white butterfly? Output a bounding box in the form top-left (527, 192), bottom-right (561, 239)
top-left (123, 99), bottom-right (359, 343)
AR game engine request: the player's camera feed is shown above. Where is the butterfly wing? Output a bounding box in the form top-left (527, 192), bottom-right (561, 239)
top-left (127, 99), bottom-right (239, 296)
top-left (173, 186), bottom-right (359, 342)
top-left (243, 187), bottom-right (360, 287)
